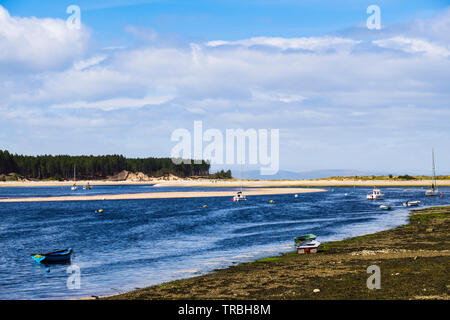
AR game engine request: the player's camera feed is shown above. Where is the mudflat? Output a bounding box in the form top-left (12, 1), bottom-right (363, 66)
top-left (104, 206), bottom-right (450, 300)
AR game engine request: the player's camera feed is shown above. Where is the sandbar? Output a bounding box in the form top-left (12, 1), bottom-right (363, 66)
top-left (0, 187), bottom-right (326, 203)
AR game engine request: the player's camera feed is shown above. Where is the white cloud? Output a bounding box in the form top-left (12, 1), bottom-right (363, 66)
top-left (206, 36), bottom-right (361, 52)
top-left (51, 95), bottom-right (174, 111)
top-left (1, 6), bottom-right (450, 170)
top-left (0, 5), bottom-right (89, 72)
top-left (373, 37), bottom-right (450, 57)
top-left (73, 55), bottom-right (107, 71)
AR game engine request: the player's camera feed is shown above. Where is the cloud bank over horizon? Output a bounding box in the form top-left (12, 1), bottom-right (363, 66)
top-left (1, 5), bottom-right (449, 173)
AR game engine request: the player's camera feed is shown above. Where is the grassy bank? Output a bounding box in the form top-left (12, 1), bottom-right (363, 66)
top-left (105, 206), bottom-right (450, 300)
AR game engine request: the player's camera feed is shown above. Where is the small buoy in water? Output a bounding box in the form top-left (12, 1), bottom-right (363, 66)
top-left (294, 194), bottom-right (298, 198)
top-left (202, 205), bottom-right (207, 208)
top-left (269, 200), bottom-right (275, 204)
top-left (344, 193), bottom-right (348, 196)
top-left (331, 189), bottom-right (334, 192)
top-left (96, 209), bottom-right (103, 213)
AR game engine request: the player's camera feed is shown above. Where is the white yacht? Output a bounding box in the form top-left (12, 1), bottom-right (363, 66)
top-left (366, 187), bottom-right (384, 200)
top-left (71, 165), bottom-right (78, 191)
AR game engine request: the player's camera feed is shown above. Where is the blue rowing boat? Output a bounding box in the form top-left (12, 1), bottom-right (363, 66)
top-left (31, 248), bottom-right (72, 264)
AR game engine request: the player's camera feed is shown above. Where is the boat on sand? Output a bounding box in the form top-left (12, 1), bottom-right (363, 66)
top-left (295, 234), bottom-right (320, 254)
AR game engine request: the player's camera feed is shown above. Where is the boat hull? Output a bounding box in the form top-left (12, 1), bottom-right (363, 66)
top-left (31, 248), bottom-right (72, 264)
top-left (296, 240), bottom-right (321, 254)
top-left (403, 201), bottom-right (421, 207)
top-left (297, 247), bottom-right (319, 254)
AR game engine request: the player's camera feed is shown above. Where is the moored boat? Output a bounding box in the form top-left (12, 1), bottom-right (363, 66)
top-left (31, 248), bottom-right (72, 264)
top-left (380, 204), bottom-right (391, 210)
top-left (295, 234), bottom-right (320, 254)
top-left (296, 239), bottom-right (321, 254)
top-left (425, 149), bottom-right (439, 196)
top-left (232, 191), bottom-right (246, 202)
top-left (294, 233), bottom-right (316, 246)
top-left (367, 187), bottom-right (384, 200)
top-left (83, 182), bottom-right (92, 190)
top-left (403, 200), bottom-right (421, 207)
top-left (71, 165), bottom-right (78, 191)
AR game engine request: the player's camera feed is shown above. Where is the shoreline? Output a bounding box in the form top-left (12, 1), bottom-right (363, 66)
top-left (1, 179), bottom-right (450, 188)
top-left (0, 187), bottom-right (325, 203)
top-left (100, 205), bottom-right (450, 300)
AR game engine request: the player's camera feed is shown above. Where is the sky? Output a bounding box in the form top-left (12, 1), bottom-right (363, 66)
top-left (0, 0), bottom-right (449, 174)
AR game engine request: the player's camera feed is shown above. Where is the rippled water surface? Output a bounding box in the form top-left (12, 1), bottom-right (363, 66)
top-left (0, 185), bottom-right (448, 299)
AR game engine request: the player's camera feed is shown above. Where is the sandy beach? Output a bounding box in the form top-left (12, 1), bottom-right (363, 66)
top-left (103, 205), bottom-right (450, 300)
top-left (0, 187), bottom-right (326, 203)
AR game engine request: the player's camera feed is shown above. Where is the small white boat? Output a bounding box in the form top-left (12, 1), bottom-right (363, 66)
top-left (232, 191), bottom-right (246, 202)
top-left (403, 200), bottom-right (421, 207)
top-left (380, 204), bottom-right (391, 210)
top-left (83, 182), bottom-right (92, 190)
top-left (297, 239), bottom-right (321, 254)
top-left (425, 189), bottom-right (439, 196)
top-left (367, 187), bottom-right (384, 200)
top-left (71, 165), bottom-right (77, 191)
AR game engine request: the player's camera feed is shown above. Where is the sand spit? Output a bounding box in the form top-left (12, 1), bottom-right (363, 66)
top-left (0, 188), bottom-right (326, 203)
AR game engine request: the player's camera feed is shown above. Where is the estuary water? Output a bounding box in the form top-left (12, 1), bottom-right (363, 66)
top-left (0, 185), bottom-right (448, 299)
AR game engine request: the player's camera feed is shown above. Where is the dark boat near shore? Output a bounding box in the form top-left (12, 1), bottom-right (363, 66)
top-left (31, 248), bottom-right (72, 264)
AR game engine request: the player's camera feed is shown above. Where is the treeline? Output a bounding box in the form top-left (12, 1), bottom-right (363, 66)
top-left (205, 169), bottom-right (232, 179)
top-left (0, 150), bottom-right (211, 180)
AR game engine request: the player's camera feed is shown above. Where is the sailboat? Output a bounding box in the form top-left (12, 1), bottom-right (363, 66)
top-left (425, 149), bottom-right (439, 196)
top-left (71, 165), bottom-right (78, 191)
top-left (83, 182), bottom-right (92, 190)
top-left (232, 149), bottom-right (246, 202)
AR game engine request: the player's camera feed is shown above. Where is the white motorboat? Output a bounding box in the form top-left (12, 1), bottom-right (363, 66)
top-left (232, 191), bottom-right (246, 202)
top-left (425, 149), bottom-right (439, 196)
top-left (403, 200), bottom-right (421, 207)
top-left (366, 187), bottom-right (384, 200)
top-left (380, 204), bottom-right (391, 210)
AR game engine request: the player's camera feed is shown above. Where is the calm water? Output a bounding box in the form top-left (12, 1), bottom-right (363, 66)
top-left (0, 185), bottom-right (448, 299)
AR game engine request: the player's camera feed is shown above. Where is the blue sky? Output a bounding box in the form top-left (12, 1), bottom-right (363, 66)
top-left (4, 0), bottom-right (448, 43)
top-left (1, 1), bottom-right (449, 174)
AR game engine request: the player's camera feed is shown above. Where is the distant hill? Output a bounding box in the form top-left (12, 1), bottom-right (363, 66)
top-left (238, 169), bottom-right (388, 180)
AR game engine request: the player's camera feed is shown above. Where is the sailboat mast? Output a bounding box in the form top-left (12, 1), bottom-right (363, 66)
top-left (432, 148), bottom-right (436, 189)
top-left (240, 161), bottom-right (243, 192)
